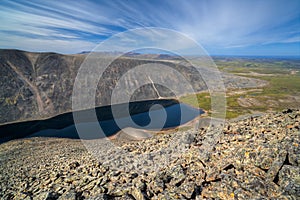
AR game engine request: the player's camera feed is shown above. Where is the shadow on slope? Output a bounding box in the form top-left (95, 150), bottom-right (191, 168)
top-left (0, 99), bottom-right (203, 143)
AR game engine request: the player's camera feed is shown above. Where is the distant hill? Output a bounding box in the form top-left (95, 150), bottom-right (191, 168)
top-left (123, 52), bottom-right (181, 60)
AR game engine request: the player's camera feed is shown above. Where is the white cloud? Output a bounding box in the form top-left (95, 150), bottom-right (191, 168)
top-left (0, 0), bottom-right (299, 53)
top-left (171, 0), bottom-right (300, 47)
top-left (0, 33), bottom-right (96, 54)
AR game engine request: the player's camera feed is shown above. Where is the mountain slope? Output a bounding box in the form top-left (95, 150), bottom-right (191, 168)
top-left (0, 49), bottom-right (266, 124)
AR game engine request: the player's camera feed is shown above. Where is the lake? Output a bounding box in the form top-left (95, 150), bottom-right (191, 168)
top-left (0, 99), bottom-right (203, 142)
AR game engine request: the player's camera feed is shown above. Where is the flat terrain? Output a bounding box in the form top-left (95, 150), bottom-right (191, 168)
top-left (180, 57), bottom-right (300, 119)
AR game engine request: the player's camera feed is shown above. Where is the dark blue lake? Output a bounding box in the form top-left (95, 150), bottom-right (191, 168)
top-left (0, 99), bottom-right (203, 142)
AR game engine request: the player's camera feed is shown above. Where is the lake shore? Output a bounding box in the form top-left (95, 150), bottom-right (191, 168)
top-left (0, 109), bottom-right (299, 199)
top-left (0, 99), bottom-right (203, 143)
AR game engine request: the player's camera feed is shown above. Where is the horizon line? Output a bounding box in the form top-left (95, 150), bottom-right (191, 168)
top-left (1, 48), bottom-right (300, 59)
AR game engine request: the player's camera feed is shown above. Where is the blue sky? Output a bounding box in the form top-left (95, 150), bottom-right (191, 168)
top-left (0, 0), bottom-right (299, 56)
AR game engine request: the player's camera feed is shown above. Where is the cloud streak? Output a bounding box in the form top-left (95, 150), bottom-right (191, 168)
top-left (0, 0), bottom-right (299, 55)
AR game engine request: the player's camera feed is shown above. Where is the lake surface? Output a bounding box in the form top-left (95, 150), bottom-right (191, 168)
top-left (0, 99), bottom-right (203, 142)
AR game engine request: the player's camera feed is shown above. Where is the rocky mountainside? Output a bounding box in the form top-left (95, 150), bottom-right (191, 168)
top-left (0, 109), bottom-right (299, 199)
top-left (0, 49), bottom-right (266, 124)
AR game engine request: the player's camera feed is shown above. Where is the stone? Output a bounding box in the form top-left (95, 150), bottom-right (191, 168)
top-left (130, 187), bottom-right (145, 200)
top-left (168, 165), bottom-right (186, 186)
top-left (69, 161), bottom-right (80, 170)
top-left (278, 165), bottom-right (300, 196)
top-left (177, 181), bottom-right (196, 199)
top-left (1, 109), bottom-right (300, 199)
top-left (58, 190), bottom-right (76, 200)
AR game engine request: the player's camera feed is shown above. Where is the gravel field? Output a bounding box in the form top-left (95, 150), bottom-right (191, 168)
top-left (0, 109), bottom-right (299, 199)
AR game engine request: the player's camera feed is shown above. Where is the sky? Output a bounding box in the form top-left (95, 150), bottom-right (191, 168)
top-left (0, 0), bottom-right (299, 56)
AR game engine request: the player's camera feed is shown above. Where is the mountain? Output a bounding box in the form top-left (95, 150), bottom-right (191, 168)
top-left (0, 49), bottom-right (265, 124)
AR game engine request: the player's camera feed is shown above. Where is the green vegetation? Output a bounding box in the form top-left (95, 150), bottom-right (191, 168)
top-left (180, 92), bottom-right (250, 119)
top-left (258, 75), bottom-right (300, 95)
top-left (180, 58), bottom-right (300, 119)
top-left (180, 92), bottom-right (211, 112)
top-left (225, 94), bottom-right (250, 119)
top-left (215, 57), bottom-right (299, 75)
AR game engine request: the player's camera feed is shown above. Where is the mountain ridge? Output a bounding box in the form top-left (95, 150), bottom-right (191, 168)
top-left (0, 49), bottom-right (266, 124)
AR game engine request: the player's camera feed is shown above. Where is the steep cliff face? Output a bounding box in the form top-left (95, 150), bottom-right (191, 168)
top-left (0, 49), bottom-right (265, 124)
top-left (0, 50), bottom-right (84, 123)
top-left (0, 50), bottom-right (202, 124)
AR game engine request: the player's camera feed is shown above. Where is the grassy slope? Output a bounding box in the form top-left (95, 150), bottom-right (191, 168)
top-left (180, 58), bottom-right (300, 119)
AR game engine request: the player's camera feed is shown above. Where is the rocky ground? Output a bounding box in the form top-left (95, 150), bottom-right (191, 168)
top-left (0, 109), bottom-right (299, 199)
